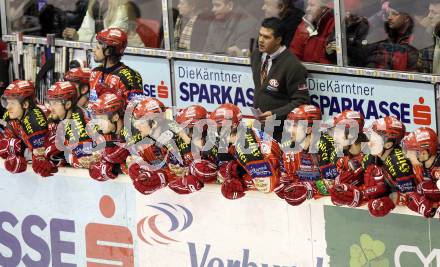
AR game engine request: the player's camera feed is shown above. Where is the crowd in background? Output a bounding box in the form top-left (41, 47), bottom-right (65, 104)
top-left (4, 0), bottom-right (440, 74)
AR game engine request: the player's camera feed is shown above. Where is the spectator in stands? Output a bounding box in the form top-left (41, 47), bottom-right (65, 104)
top-left (204, 0), bottom-right (259, 56)
top-left (161, 8), bottom-right (179, 48)
top-left (126, 1), bottom-right (146, 47)
top-left (426, 0), bottom-right (440, 37)
top-left (39, 4), bottom-right (76, 37)
top-left (413, 0), bottom-right (430, 29)
top-left (344, 14), bottom-right (370, 66)
top-left (416, 0), bottom-right (440, 73)
top-left (126, 0), bottom-right (162, 47)
top-left (62, 0), bottom-right (142, 47)
top-left (289, 0), bottom-right (335, 64)
top-left (363, 5), bottom-right (418, 71)
top-left (418, 21), bottom-right (440, 74)
top-left (326, 1), bottom-right (370, 66)
top-left (367, 0), bottom-right (431, 49)
top-left (38, 0), bottom-right (91, 38)
top-left (366, 0), bottom-right (389, 43)
top-left (173, 0), bottom-right (213, 51)
top-left (294, 0), bottom-right (305, 10)
top-left (238, 0), bottom-right (265, 19)
top-left (262, 0), bottom-right (304, 46)
top-left (7, 0), bottom-right (40, 35)
top-left (343, 0), bottom-right (362, 14)
top-left (65, 0), bottom-right (89, 30)
top-left (400, 0), bottom-right (431, 50)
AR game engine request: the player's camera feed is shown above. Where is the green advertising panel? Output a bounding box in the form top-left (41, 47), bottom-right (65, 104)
top-left (324, 206), bottom-right (440, 267)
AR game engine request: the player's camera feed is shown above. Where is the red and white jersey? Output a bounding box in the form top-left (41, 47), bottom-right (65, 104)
top-left (89, 62), bottom-right (143, 105)
top-left (280, 133), bottom-right (339, 183)
top-left (233, 128), bottom-right (281, 193)
top-left (2, 107), bottom-right (49, 152)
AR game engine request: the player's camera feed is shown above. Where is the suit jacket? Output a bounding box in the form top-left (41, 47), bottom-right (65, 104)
top-left (251, 49), bottom-right (310, 120)
top-left (189, 11), bottom-right (214, 51)
top-left (204, 6), bottom-right (258, 53)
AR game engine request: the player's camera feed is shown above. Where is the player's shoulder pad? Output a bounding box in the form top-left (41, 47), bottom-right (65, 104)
top-left (116, 65), bottom-right (141, 89)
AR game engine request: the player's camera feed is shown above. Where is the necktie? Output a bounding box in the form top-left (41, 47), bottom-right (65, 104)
top-left (260, 55), bottom-right (270, 85)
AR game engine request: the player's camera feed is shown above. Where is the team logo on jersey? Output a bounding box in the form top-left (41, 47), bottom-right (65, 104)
top-left (246, 161), bottom-right (272, 178)
top-left (89, 89), bottom-right (98, 103)
top-left (298, 83), bottom-right (308, 91)
top-left (269, 79), bottom-right (279, 88)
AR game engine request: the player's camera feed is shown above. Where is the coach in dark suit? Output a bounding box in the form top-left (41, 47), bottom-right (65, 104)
top-left (251, 17), bottom-right (310, 142)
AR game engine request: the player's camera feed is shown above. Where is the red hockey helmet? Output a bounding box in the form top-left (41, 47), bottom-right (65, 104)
top-left (3, 80), bottom-right (35, 100)
top-left (371, 116), bottom-right (406, 143)
top-left (96, 28), bottom-right (128, 55)
top-left (287, 105), bottom-right (321, 123)
top-left (176, 105), bottom-right (208, 127)
top-left (333, 110), bottom-right (364, 129)
top-left (133, 97), bottom-right (166, 119)
top-left (92, 93), bottom-right (124, 115)
top-left (209, 103), bottom-right (242, 127)
top-left (402, 127), bottom-right (438, 156)
top-left (64, 68), bottom-right (92, 85)
top-left (47, 82), bottom-right (77, 102)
